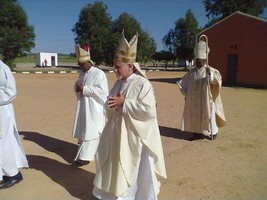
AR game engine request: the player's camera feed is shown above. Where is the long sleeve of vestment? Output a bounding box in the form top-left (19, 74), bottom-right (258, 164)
top-left (209, 67), bottom-right (226, 127)
top-left (209, 67), bottom-right (222, 86)
top-left (123, 77), bottom-right (160, 141)
top-left (209, 67), bottom-right (223, 99)
top-left (0, 67), bottom-right (16, 105)
top-left (209, 71), bottom-right (215, 83)
top-left (177, 72), bottom-right (190, 96)
top-left (125, 81), bottom-right (156, 121)
top-left (122, 77), bottom-right (167, 179)
top-left (82, 72), bottom-right (108, 105)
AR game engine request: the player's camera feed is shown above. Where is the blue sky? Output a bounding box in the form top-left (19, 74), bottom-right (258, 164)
top-left (17, 0), bottom-right (267, 54)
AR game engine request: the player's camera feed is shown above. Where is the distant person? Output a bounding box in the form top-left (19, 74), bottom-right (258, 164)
top-left (72, 43), bottom-right (109, 166)
top-left (0, 60), bottom-right (29, 189)
top-left (44, 59), bottom-right (47, 67)
top-left (177, 35), bottom-right (226, 140)
top-left (93, 30), bottom-right (167, 199)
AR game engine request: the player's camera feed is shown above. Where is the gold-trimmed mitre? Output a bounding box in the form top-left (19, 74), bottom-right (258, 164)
top-left (114, 30), bottom-right (138, 64)
top-left (75, 43), bottom-right (91, 63)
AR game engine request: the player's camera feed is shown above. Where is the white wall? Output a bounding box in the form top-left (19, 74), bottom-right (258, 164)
top-left (36, 52), bottom-right (58, 67)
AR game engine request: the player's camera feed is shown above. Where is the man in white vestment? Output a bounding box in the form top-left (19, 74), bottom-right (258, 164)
top-left (0, 60), bottom-right (29, 189)
top-left (177, 35), bottom-right (226, 140)
top-left (93, 30), bottom-right (167, 200)
top-left (72, 43), bottom-right (109, 166)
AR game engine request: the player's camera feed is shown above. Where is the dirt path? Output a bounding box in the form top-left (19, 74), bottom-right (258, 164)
top-left (1, 71), bottom-right (266, 200)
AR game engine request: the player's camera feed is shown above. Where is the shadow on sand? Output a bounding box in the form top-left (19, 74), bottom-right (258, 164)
top-left (159, 126), bottom-right (209, 141)
top-left (20, 131), bottom-right (78, 164)
top-left (149, 77), bottom-right (181, 85)
top-left (27, 155), bottom-right (97, 200)
top-left (159, 126), bottom-right (193, 140)
top-left (19, 131), bottom-right (97, 199)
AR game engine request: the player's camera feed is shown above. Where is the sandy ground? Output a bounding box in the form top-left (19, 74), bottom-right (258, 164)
top-left (1, 70), bottom-right (267, 200)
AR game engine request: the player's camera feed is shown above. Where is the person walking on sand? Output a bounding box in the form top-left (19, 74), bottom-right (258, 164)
top-left (72, 43), bottom-right (109, 166)
top-left (177, 35), bottom-right (226, 140)
top-left (93, 30), bottom-right (167, 199)
top-left (0, 60), bottom-right (29, 189)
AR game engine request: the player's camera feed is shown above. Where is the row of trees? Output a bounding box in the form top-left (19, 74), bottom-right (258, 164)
top-left (72, 2), bottom-right (157, 66)
top-left (72, 0), bottom-right (267, 67)
top-left (0, 0), bottom-right (266, 69)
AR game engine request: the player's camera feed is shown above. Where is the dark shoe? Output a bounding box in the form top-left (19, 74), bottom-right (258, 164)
top-left (211, 133), bottom-right (218, 140)
top-left (0, 180), bottom-right (4, 187)
top-left (75, 159), bottom-right (90, 166)
top-left (189, 133), bottom-right (205, 141)
top-left (0, 172), bottom-right (23, 189)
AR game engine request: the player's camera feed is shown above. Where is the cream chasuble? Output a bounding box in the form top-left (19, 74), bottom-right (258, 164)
top-left (177, 65), bottom-right (226, 135)
top-left (94, 74), bottom-right (167, 197)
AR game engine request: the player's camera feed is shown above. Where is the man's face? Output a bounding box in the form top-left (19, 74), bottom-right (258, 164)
top-left (78, 61), bottom-right (92, 72)
top-left (195, 58), bottom-right (206, 68)
top-left (113, 61), bottom-right (133, 79)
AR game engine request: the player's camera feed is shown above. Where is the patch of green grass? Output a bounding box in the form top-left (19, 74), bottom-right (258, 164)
top-left (15, 55), bottom-right (35, 62)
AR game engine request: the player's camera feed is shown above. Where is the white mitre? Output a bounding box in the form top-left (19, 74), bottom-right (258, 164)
top-left (75, 43), bottom-right (94, 64)
top-left (114, 29), bottom-right (138, 64)
top-left (194, 34), bottom-right (210, 59)
top-left (114, 29), bottom-right (147, 78)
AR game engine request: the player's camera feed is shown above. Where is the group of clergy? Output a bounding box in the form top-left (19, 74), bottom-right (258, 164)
top-left (0, 30), bottom-right (225, 200)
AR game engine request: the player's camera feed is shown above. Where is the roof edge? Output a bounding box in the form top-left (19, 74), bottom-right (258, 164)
top-left (197, 11), bottom-right (267, 36)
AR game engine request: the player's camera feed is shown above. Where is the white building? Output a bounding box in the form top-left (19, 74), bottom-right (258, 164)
top-left (36, 52), bottom-right (58, 67)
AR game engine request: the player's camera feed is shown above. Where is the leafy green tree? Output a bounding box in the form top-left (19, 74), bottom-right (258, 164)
top-left (163, 9), bottom-right (200, 62)
top-left (103, 33), bottom-right (118, 66)
top-left (152, 50), bottom-right (176, 70)
top-left (69, 52), bottom-right (76, 57)
top-left (0, 0), bottom-right (35, 70)
top-left (162, 29), bottom-right (176, 54)
top-left (138, 31), bottom-right (157, 66)
top-left (109, 13), bottom-right (156, 66)
top-left (111, 13), bottom-right (142, 39)
top-left (103, 13), bottom-right (133, 66)
top-left (203, 0), bottom-right (267, 27)
top-left (72, 1), bottom-right (112, 65)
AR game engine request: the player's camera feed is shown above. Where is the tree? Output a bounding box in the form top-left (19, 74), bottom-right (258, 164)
top-left (109, 13), bottom-right (156, 66)
top-left (163, 9), bottom-right (200, 62)
top-left (152, 50), bottom-right (176, 70)
top-left (72, 1), bottom-right (112, 65)
top-left (162, 29), bottom-right (176, 54)
top-left (137, 30), bottom-right (157, 66)
top-left (0, 0), bottom-right (35, 70)
top-left (106, 12), bottom-right (141, 66)
top-left (203, 0), bottom-right (267, 27)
